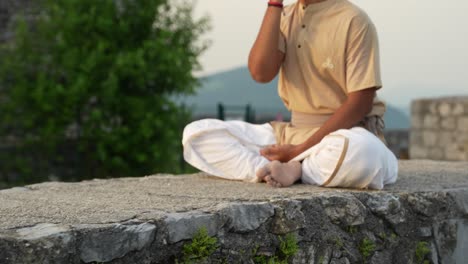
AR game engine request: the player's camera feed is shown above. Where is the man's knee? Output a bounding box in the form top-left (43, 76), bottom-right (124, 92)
top-left (183, 119), bottom-right (220, 141)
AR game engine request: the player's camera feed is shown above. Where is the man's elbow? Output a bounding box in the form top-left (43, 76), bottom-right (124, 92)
top-left (248, 66), bottom-right (276, 83)
top-left (348, 88), bottom-right (377, 117)
top-left (250, 72), bottom-right (274, 83)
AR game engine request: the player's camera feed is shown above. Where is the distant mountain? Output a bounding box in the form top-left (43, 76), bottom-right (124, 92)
top-left (178, 67), bottom-right (409, 129)
top-left (177, 67), bottom-right (289, 116)
top-left (383, 104), bottom-right (410, 130)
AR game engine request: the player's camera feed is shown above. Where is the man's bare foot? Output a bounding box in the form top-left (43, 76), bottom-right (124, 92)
top-left (256, 160), bottom-right (302, 188)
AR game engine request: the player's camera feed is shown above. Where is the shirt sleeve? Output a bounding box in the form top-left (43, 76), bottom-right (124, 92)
top-left (278, 31), bottom-right (286, 53)
top-left (346, 15), bottom-right (382, 93)
top-left (278, 7), bottom-right (289, 54)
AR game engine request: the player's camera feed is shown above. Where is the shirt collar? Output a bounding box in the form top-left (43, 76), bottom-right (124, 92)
top-left (300, 0), bottom-right (337, 13)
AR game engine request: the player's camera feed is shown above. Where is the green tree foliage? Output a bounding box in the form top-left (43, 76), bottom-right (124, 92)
top-left (0, 0), bottom-right (209, 185)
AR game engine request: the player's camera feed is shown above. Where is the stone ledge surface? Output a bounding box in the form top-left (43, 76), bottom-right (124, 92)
top-left (1, 160), bottom-right (468, 263)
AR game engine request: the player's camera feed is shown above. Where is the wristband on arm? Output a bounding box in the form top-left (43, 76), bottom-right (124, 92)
top-left (268, 1), bottom-right (284, 8)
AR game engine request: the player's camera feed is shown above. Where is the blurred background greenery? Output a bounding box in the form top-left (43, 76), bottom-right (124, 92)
top-left (0, 0), bottom-right (209, 189)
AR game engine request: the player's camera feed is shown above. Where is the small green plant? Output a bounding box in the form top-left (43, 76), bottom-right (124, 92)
top-left (415, 241), bottom-right (431, 264)
top-left (252, 233), bottom-right (299, 264)
top-left (318, 256), bottom-right (325, 264)
top-left (390, 233), bottom-right (398, 240)
top-left (359, 237), bottom-right (376, 259)
top-left (333, 237), bottom-right (344, 249)
top-left (182, 227), bottom-right (218, 263)
top-left (252, 245), bottom-right (274, 264)
top-left (347, 226), bottom-right (358, 234)
top-left (253, 255), bottom-right (283, 264)
top-left (378, 232), bottom-right (387, 240)
top-left (279, 233), bottom-right (299, 260)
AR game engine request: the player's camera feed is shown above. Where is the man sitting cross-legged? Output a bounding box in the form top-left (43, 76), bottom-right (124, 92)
top-left (182, 0), bottom-right (398, 189)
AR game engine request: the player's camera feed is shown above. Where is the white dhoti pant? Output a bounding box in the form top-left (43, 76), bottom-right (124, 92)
top-left (182, 119), bottom-right (398, 189)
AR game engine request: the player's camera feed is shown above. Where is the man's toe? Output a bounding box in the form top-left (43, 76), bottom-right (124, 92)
top-left (256, 165), bottom-right (271, 181)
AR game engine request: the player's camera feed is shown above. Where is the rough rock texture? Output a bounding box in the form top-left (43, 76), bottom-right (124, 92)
top-left (410, 96), bottom-right (468, 161)
top-left (0, 160), bottom-right (468, 264)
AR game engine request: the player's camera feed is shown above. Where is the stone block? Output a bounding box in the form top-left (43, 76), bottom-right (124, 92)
top-left (439, 102), bottom-right (452, 117)
top-left (78, 223), bottom-right (156, 263)
top-left (409, 145), bottom-right (428, 159)
top-left (445, 144), bottom-right (467, 161)
top-left (423, 115), bottom-right (440, 129)
top-left (164, 212), bottom-right (219, 243)
top-left (370, 251), bottom-right (392, 264)
top-left (16, 223), bottom-right (71, 241)
top-left (411, 115), bottom-right (424, 129)
top-left (417, 227), bottom-right (432, 238)
top-left (330, 257), bottom-right (351, 264)
top-left (455, 133), bottom-right (468, 145)
top-left (409, 131), bottom-right (423, 145)
top-left (0, 224), bottom-right (77, 263)
top-left (292, 244), bottom-right (317, 264)
top-left (406, 192), bottom-right (447, 217)
top-left (448, 190), bottom-right (468, 216)
top-left (429, 147), bottom-right (445, 160)
top-left (220, 202), bottom-right (274, 233)
top-left (439, 131), bottom-right (454, 145)
top-left (270, 200), bottom-right (305, 234)
top-left (411, 100), bottom-right (428, 114)
top-left (441, 117), bottom-right (456, 130)
top-left (422, 131), bottom-right (438, 147)
top-left (434, 219), bottom-right (468, 264)
top-left (429, 242), bottom-right (440, 264)
top-left (452, 103), bottom-right (465, 115)
top-left (320, 194), bottom-right (366, 226)
top-left (429, 102), bottom-right (439, 114)
top-left (457, 117), bottom-right (468, 132)
top-left (365, 194), bottom-right (406, 225)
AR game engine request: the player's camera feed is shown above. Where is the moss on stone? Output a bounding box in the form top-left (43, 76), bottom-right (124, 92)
top-left (359, 237), bottom-right (376, 259)
top-left (252, 233), bottom-right (298, 264)
top-left (181, 227), bottom-right (218, 263)
top-left (415, 241), bottom-right (431, 264)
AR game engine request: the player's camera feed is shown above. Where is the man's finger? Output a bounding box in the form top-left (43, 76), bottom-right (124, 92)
top-left (260, 147), bottom-right (272, 156)
top-left (263, 154), bottom-right (274, 161)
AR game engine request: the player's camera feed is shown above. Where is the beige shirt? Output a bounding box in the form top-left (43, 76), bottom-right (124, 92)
top-left (277, 0), bottom-right (386, 117)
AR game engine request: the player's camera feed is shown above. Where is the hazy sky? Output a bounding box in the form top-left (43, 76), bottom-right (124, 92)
top-left (193, 0), bottom-right (468, 109)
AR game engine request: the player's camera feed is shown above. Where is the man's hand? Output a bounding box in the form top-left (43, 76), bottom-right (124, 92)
top-left (260, 144), bottom-right (301, 162)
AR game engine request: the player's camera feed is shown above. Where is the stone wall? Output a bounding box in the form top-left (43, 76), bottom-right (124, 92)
top-left (385, 130), bottom-right (409, 159)
top-left (410, 96), bottom-right (468, 161)
top-left (1, 160), bottom-right (468, 264)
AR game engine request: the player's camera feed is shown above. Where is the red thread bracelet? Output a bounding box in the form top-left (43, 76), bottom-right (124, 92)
top-left (268, 1), bottom-right (284, 8)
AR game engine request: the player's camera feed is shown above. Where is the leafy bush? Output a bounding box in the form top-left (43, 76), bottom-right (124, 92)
top-left (0, 0), bottom-right (209, 185)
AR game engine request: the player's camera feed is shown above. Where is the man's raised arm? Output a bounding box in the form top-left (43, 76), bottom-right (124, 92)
top-left (248, 1), bottom-right (285, 83)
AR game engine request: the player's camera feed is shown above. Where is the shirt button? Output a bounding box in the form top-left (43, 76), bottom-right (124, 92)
top-left (298, 44), bottom-right (301, 48)
top-left (302, 25), bottom-right (306, 28)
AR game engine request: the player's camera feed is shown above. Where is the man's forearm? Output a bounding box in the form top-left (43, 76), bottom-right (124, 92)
top-left (295, 89), bottom-right (377, 154)
top-left (248, 1), bottom-right (284, 83)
